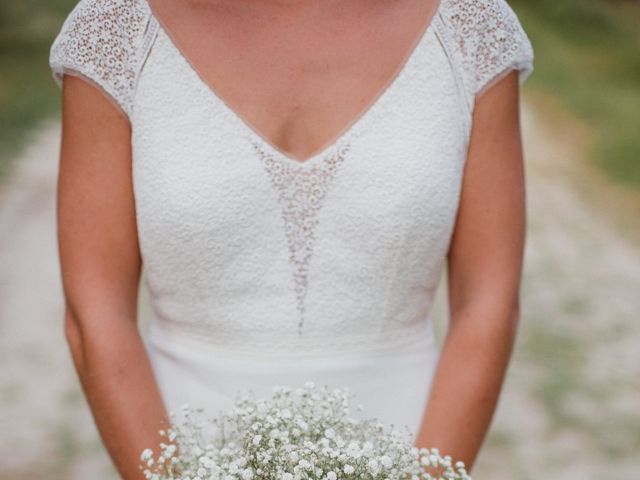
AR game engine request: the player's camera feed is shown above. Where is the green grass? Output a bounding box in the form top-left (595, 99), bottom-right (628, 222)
top-left (521, 319), bottom-right (587, 430)
top-left (520, 313), bottom-right (640, 459)
top-left (510, 0), bottom-right (640, 189)
top-left (0, 1), bottom-right (76, 181)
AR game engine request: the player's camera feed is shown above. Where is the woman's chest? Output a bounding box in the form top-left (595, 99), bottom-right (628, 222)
top-left (145, 0), bottom-right (442, 162)
top-left (130, 25), bottom-right (470, 273)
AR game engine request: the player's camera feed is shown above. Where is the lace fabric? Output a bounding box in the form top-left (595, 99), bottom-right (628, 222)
top-left (48, 0), bottom-right (157, 119)
top-left (439, 0), bottom-right (534, 109)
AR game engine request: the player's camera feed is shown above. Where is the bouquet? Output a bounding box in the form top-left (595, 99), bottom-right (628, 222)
top-left (139, 381), bottom-right (471, 480)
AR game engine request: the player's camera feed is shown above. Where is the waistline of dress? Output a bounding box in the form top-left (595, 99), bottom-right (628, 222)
top-left (143, 315), bottom-right (439, 363)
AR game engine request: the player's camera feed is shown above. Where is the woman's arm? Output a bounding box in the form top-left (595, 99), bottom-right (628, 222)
top-left (58, 75), bottom-right (170, 479)
top-left (415, 70), bottom-right (526, 472)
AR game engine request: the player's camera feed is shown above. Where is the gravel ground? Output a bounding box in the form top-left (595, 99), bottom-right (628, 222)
top-left (0, 99), bottom-right (638, 479)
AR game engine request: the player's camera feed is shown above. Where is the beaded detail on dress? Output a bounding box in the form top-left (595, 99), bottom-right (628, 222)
top-left (251, 140), bottom-right (353, 334)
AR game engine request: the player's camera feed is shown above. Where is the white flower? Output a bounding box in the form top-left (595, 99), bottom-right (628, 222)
top-left (346, 441), bottom-right (361, 458)
top-left (242, 468), bottom-right (254, 480)
top-left (280, 408), bottom-right (292, 419)
top-left (266, 415), bottom-right (278, 425)
top-left (137, 383), bottom-right (469, 480)
top-left (140, 448), bottom-right (153, 461)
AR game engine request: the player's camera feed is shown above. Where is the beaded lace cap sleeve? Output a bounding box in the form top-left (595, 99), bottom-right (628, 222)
top-left (440, 0), bottom-right (534, 109)
top-left (48, 0), bottom-right (156, 119)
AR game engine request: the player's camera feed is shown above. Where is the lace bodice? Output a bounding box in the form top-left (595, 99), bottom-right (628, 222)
top-left (49, 0), bottom-right (534, 358)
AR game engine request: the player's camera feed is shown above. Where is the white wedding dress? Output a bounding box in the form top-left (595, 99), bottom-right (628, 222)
top-left (49, 0), bottom-right (533, 441)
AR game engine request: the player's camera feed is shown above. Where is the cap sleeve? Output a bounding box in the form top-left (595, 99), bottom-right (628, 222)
top-left (440, 0), bottom-right (534, 107)
top-left (48, 0), bottom-right (155, 120)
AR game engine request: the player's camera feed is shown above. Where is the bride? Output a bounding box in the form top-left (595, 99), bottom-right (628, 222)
top-left (49, 0), bottom-right (533, 478)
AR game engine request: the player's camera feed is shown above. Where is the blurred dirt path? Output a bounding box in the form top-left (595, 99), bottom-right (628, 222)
top-left (469, 100), bottom-right (640, 480)
top-left (0, 120), bottom-right (118, 479)
top-left (0, 100), bottom-right (639, 479)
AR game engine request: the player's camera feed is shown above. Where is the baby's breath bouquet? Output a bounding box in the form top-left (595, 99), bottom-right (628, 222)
top-left (139, 382), bottom-right (471, 480)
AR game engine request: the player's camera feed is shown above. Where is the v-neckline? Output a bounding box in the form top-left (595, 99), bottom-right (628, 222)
top-left (145, 0), bottom-right (442, 168)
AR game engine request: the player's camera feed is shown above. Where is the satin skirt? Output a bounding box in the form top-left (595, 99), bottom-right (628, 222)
top-left (143, 319), bottom-right (440, 442)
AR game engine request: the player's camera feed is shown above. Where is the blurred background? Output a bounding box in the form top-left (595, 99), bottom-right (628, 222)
top-left (0, 0), bottom-right (639, 478)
